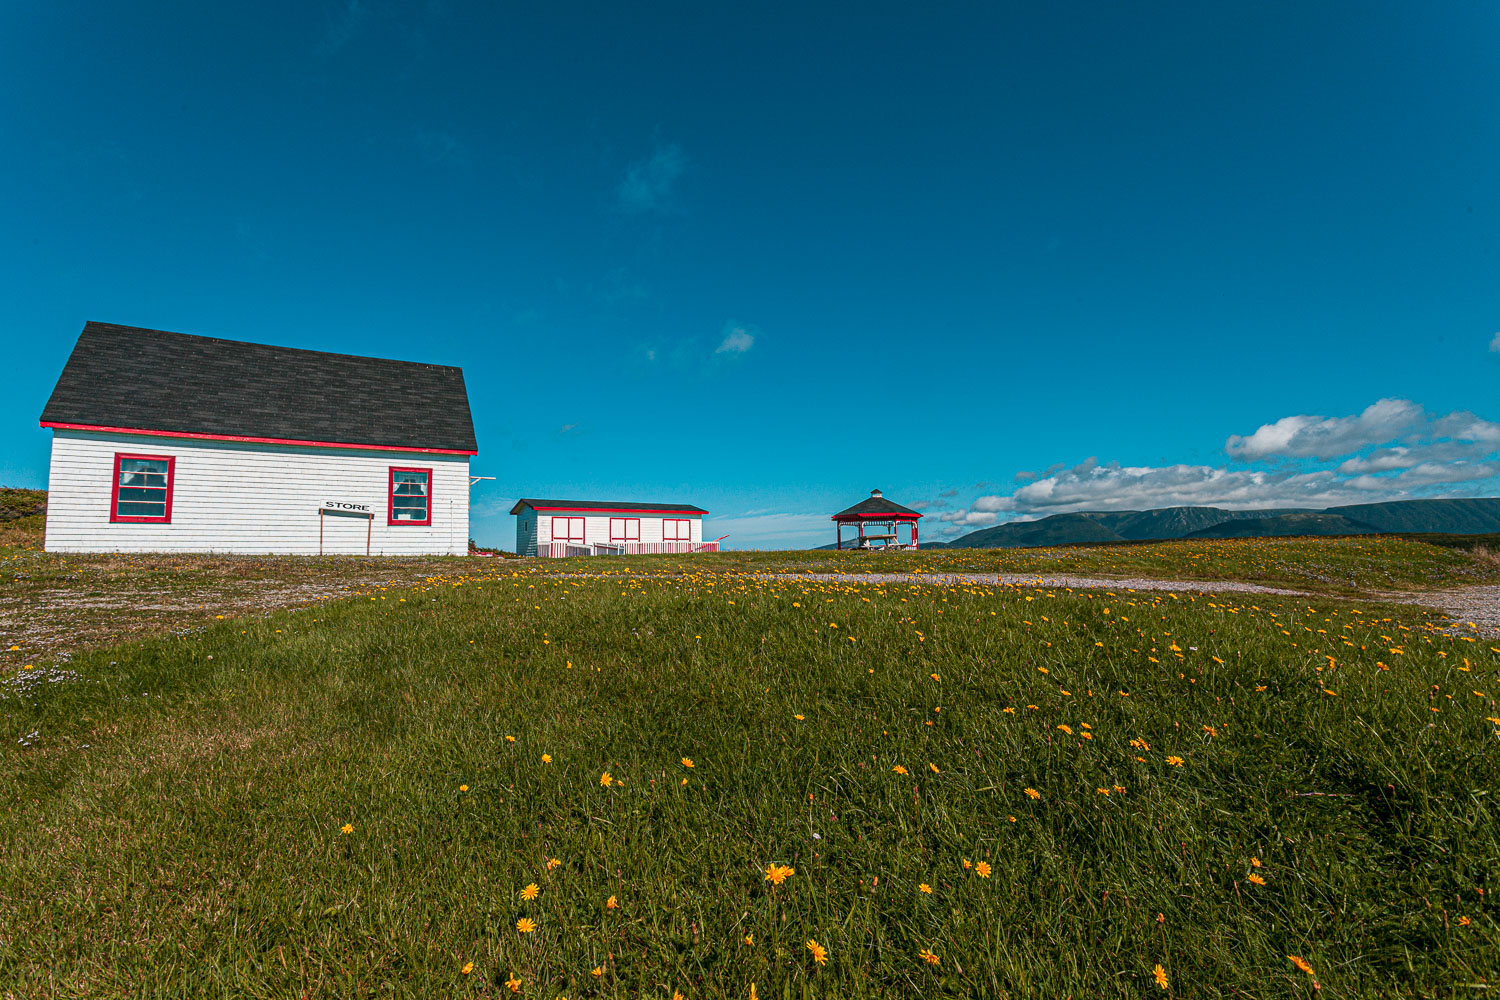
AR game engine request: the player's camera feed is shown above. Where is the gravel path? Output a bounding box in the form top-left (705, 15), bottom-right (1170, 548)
top-left (783, 571), bottom-right (1309, 596)
top-left (1371, 584), bottom-right (1500, 634)
top-left (782, 572), bottom-right (1500, 633)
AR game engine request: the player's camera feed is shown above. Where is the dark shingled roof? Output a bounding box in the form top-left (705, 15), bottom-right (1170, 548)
top-left (833, 491), bottom-right (921, 519)
top-left (40, 322), bottom-right (477, 453)
top-left (510, 499), bottom-right (708, 515)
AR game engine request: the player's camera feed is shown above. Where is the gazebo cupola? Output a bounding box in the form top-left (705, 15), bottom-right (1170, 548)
top-left (832, 489), bottom-right (922, 550)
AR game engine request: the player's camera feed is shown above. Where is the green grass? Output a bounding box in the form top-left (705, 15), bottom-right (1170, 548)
top-left (707, 534), bottom-right (1500, 593)
top-left (2, 560), bottom-right (1497, 998)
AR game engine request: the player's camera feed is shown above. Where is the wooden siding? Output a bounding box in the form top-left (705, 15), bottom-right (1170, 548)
top-left (515, 509), bottom-right (539, 556)
top-left (45, 429), bottom-right (469, 555)
top-left (534, 512), bottom-right (701, 549)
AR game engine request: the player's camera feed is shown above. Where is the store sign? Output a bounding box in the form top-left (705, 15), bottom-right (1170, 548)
top-left (323, 500), bottom-right (372, 513)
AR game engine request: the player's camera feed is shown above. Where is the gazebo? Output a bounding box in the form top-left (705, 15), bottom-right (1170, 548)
top-left (832, 489), bottom-right (922, 550)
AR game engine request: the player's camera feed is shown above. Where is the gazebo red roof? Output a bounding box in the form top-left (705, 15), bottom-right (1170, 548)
top-left (831, 489), bottom-right (922, 521)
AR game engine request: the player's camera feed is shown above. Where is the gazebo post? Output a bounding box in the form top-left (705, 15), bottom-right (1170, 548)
top-left (836, 523), bottom-right (841, 550)
top-left (912, 519), bottom-right (918, 550)
top-left (858, 521), bottom-right (864, 547)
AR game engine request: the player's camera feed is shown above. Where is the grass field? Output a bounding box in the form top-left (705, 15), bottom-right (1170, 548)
top-left (3, 536), bottom-right (1498, 998)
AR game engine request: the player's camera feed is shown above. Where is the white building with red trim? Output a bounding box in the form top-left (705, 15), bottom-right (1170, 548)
top-left (38, 322), bottom-right (477, 555)
top-left (511, 499), bottom-right (712, 557)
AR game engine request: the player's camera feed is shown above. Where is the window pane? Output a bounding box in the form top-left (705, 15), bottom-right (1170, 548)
top-left (118, 487), bottom-right (167, 504)
top-left (116, 500), bottom-right (166, 518)
top-left (390, 470), bottom-right (430, 522)
top-left (119, 458), bottom-right (168, 478)
top-left (392, 497), bottom-right (428, 519)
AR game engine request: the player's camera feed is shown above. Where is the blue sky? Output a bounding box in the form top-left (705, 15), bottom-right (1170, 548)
top-left (4, 1), bottom-right (1500, 548)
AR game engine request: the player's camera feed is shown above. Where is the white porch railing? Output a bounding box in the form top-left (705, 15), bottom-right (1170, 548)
top-left (540, 540), bottom-right (721, 558)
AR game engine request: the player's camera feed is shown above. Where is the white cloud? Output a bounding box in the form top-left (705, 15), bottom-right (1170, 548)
top-left (618, 143), bottom-right (686, 213)
top-left (1225, 398), bottom-right (1425, 461)
top-left (1491, 332), bottom-right (1500, 353)
top-left (318, 0), bottom-right (367, 54)
top-left (715, 323), bottom-right (755, 355)
top-left (938, 509), bottom-right (999, 526)
top-left (960, 399), bottom-right (1500, 522)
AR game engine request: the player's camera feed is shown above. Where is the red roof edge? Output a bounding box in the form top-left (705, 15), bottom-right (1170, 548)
top-left (831, 512), bottom-right (923, 521)
top-left (40, 421), bottom-right (478, 456)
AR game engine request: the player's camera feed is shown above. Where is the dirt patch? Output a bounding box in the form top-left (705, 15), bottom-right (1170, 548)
top-left (0, 553), bottom-right (481, 669)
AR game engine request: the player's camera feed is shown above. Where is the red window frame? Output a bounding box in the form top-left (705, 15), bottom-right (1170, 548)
top-left (551, 516), bottom-right (585, 543)
top-left (388, 466), bottom-right (433, 526)
top-left (110, 452), bottom-right (175, 523)
top-left (609, 517), bottom-right (640, 542)
top-left (663, 518), bottom-right (692, 541)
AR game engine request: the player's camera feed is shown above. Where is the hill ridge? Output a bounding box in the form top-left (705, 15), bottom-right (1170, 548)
top-left (934, 497), bottom-right (1500, 549)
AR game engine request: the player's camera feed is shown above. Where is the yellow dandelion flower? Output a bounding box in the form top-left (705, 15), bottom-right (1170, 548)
top-left (521, 883), bottom-right (540, 900)
top-left (794, 714), bottom-right (805, 721)
top-left (606, 895), bottom-right (619, 909)
top-left (541, 753), bottom-right (552, 763)
top-left (928, 762), bottom-right (940, 773)
top-left (1165, 756), bottom-right (1184, 766)
top-left (1154, 963), bottom-right (1168, 989)
top-left (462, 961), bottom-right (474, 975)
top-left (547, 856), bottom-right (561, 869)
top-left (1247, 873), bottom-right (1266, 885)
top-left (744, 933), bottom-right (754, 946)
top-left (516, 917), bottom-right (536, 933)
top-left (681, 757), bottom-right (695, 768)
top-left (600, 772), bottom-right (613, 787)
top-left (1025, 787), bottom-right (1041, 799)
top-left (764, 863), bottom-right (795, 885)
top-left (975, 861), bottom-right (992, 878)
top-left (458, 784), bottom-right (468, 792)
top-left (340, 823), bottom-right (354, 835)
top-left (506, 974), bottom-right (522, 992)
top-left (919, 947), bottom-right (940, 965)
top-left (962, 858), bottom-right (972, 869)
top-left (1287, 955), bottom-right (1314, 975)
top-left (893, 765), bottom-right (909, 775)
top-left (806, 938), bottom-right (828, 965)
top-left (919, 882), bottom-right (932, 893)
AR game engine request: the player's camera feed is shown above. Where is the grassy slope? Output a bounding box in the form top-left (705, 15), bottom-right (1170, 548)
top-left (2, 563), bottom-right (1497, 998)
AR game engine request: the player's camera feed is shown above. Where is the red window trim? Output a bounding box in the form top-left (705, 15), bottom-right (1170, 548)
top-left (388, 466), bottom-right (433, 526)
top-left (663, 518), bottom-right (693, 542)
top-left (551, 516), bottom-right (585, 543)
top-left (609, 517), bottom-right (641, 542)
top-left (110, 452), bottom-right (175, 523)
top-left (42, 421), bottom-right (477, 456)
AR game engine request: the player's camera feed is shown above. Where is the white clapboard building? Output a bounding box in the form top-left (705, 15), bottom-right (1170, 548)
top-left (39, 322), bottom-right (477, 555)
top-left (511, 499), bottom-right (713, 557)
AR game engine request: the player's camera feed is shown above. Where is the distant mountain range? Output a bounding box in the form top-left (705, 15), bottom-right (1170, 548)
top-left (905, 497), bottom-right (1500, 549)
